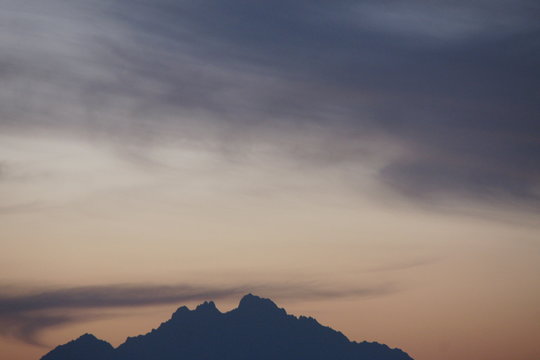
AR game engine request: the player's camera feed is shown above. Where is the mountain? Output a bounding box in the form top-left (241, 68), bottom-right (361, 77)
top-left (41, 333), bottom-right (115, 360)
top-left (41, 294), bottom-right (413, 360)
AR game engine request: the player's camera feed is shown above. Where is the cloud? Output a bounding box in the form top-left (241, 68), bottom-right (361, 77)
top-left (365, 257), bottom-right (439, 272)
top-left (0, 313), bottom-right (84, 347)
top-left (0, 0), bottom-right (539, 209)
top-left (0, 202), bottom-right (44, 215)
top-left (352, 0), bottom-right (540, 40)
top-left (0, 281), bottom-right (396, 346)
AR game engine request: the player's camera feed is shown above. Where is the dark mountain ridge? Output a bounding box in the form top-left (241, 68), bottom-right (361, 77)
top-left (41, 294), bottom-right (413, 360)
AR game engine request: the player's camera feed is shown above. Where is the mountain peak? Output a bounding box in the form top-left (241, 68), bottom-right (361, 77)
top-left (42, 294), bottom-right (413, 360)
top-left (41, 333), bottom-right (114, 360)
top-left (171, 305), bottom-right (190, 319)
top-left (75, 333), bottom-right (99, 342)
top-left (237, 293), bottom-right (286, 315)
top-left (195, 300), bottom-right (220, 313)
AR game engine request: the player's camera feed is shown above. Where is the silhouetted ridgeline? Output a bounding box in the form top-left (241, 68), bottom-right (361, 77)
top-left (41, 294), bottom-right (413, 360)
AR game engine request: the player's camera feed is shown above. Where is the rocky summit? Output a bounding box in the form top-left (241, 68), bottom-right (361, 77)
top-left (41, 294), bottom-right (413, 360)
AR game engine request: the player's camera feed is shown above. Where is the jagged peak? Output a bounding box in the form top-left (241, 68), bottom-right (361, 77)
top-left (170, 301), bottom-right (221, 321)
top-left (41, 294), bottom-right (413, 360)
top-left (195, 300), bottom-right (220, 313)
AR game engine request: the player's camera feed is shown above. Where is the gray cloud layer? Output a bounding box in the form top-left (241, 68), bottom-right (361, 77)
top-left (0, 282), bottom-right (395, 346)
top-left (1, 0), bottom-right (539, 207)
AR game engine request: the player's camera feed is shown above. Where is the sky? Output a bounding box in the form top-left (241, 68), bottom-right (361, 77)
top-left (1, 1), bottom-right (539, 359)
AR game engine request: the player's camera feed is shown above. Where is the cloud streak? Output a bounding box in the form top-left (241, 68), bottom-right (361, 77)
top-left (0, 281), bottom-right (396, 346)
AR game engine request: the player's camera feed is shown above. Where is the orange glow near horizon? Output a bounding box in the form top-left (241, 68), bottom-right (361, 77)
top-left (1, 135), bottom-right (539, 360)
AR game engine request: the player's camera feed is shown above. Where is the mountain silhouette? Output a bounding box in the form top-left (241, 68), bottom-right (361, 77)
top-left (41, 334), bottom-right (115, 360)
top-left (41, 294), bottom-right (413, 360)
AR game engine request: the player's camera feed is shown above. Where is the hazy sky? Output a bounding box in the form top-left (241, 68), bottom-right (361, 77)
top-left (1, 1), bottom-right (539, 360)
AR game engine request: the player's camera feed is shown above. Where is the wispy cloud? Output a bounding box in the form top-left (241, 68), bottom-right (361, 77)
top-left (0, 202), bottom-right (43, 215)
top-left (0, 281), bottom-right (396, 346)
top-left (1, 0), bottom-right (538, 209)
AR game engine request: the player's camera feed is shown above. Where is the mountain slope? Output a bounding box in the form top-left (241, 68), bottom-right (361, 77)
top-left (41, 294), bottom-right (413, 360)
top-left (41, 333), bottom-right (115, 360)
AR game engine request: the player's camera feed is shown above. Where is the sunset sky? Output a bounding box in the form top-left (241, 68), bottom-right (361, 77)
top-left (1, 1), bottom-right (539, 359)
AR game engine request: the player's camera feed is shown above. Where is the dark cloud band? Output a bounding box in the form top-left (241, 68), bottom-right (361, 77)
top-left (0, 282), bottom-right (396, 346)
